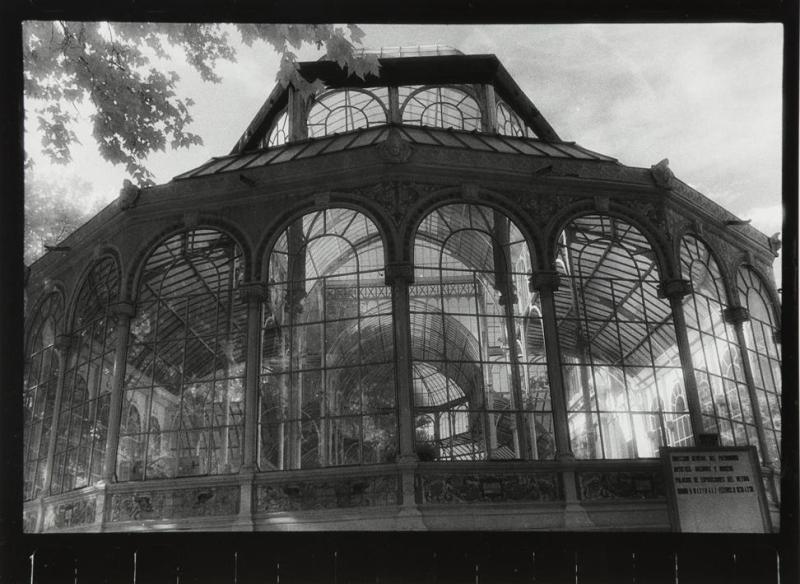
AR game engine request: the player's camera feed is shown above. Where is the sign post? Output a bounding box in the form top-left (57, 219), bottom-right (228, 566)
top-left (661, 445), bottom-right (771, 533)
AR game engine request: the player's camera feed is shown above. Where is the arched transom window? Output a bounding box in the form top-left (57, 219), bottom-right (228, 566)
top-left (496, 100), bottom-right (531, 138)
top-left (307, 88), bottom-right (389, 138)
top-left (400, 86), bottom-right (482, 131)
top-left (260, 209), bottom-right (396, 470)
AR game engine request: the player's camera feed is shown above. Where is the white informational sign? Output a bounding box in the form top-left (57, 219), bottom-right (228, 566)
top-left (662, 446), bottom-right (771, 533)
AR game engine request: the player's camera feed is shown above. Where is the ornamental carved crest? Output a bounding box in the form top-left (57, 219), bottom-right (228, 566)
top-left (378, 129), bottom-right (414, 164)
top-left (362, 181), bottom-right (424, 225)
top-left (514, 192), bottom-right (585, 225)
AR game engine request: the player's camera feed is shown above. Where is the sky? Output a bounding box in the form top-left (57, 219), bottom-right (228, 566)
top-left (24, 23), bottom-right (784, 281)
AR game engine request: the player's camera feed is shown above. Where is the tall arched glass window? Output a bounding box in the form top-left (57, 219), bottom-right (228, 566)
top-left (23, 292), bottom-right (63, 500)
top-left (680, 236), bottom-right (756, 449)
top-left (51, 257), bottom-right (118, 493)
top-left (737, 267), bottom-right (781, 467)
top-left (260, 209), bottom-right (395, 470)
top-left (400, 86), bottom-right (482, 131)
top-left (555, 215), bottom-right (690, 459)
top-left (122, 230), bottom-right (246, 480)
top-left (307, 88), bottom-right (389, 138)
top-left (411, 204), bottom-right (552, 461)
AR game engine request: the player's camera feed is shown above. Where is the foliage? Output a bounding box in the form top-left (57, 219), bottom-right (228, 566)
top-left (24, 169), bottom-right (99, 265)
top-left (23, 22), bottom-right (379, 185)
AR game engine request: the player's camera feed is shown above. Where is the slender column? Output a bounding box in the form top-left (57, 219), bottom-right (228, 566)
top-left (102, 301), bottom-right (135, 482)
top-left (658, 279), bottom-right (705, 442)
top-left (288, 86), bottom-right (308, 141)
top-left (481, 84), bottom-right (497, 133)
top-left (386, 262), bottom-right (417, 462)
top-left (234, 282), bottom-right (265, 529)
top-left (724, 306), bottom-right (772, 467)
top-left (239, 282), bottom-right (266, 472)
top-left (500, 289), bottom-right (530, 460)
top-left (388, 86), bottom-right (401, 124)
top-left (530, 271), bottom-right (574, 460)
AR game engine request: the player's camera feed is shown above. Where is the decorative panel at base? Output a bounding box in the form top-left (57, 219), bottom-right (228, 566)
top-left (577, 471), bottom-right (665, 500)
top-left (43, 496), bottom-right (97, 530)
top-left (255, 475), bottom-right (400, 513)
top-left (419, 472), bottom-right (560, 504)
top-left (23, 508), bottom-right (39, 533)
top-left (108, 486), bottom-right (240, 522)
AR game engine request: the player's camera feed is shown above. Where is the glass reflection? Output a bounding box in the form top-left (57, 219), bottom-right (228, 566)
top-left (738, 267), bottom-right (781, 468)
top-left (556, 215), bottom-right (690, 459)
top-left (52, 257), bottom-right (118, 493)
top-left (121, 230), bottom-right (246, 480)
top-left (23, 293), bottom-right (62, 500)
top-left (411, 204), bottom-right (553, 461)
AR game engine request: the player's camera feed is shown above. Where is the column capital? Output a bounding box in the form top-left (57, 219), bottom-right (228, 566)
top-left (657, 278), bottom-right (693, 299)
top-left (723, 306), bottom-right (750, 325)
top-left (238, 281), bottom-right (267, 304)
top-left (55, 333), bottom-right (74, 353)
top-left (111, 301), bottom-right (135, 318)
top-left (385, 262), bottom-right (414, 286)
top-left (529, 271), bottom-right (561, 293)
top-left (498, 290), bottom-right (519, 307)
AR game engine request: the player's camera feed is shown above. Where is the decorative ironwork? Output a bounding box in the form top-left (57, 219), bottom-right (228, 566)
top-left (43, 496), bottom-right (97, 529)
top-left (650, 158), bottom-right (675, 189)
top-left (108, 485), bottom-right (240, 522)
top-left (723, 306), bottom-right (750, 325)
top-left (657, 279), bottom-right (693, 300)
top-left (419, 472), bottom-right (560, 504)
top-left (255, 474), bottom-right (400, 512)
top-left (366, 181), bottom-right (421, 225)
top-left (577, 470), bottom-right (665, 500)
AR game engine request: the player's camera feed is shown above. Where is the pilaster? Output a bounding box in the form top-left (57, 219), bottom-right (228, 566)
top-left (103, 301), bottom-right (135, 482)
top-left (238, 282), bottom-right (266, 474)
top-left (385, 262), bottom-right (417, 462)
top-left (657, 279), bottom-right (705, 442)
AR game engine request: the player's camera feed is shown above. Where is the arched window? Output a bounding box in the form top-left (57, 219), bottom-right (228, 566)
top-left (23, 292), bottom-right (63, 501)
top-left (261, 109), bottom-right (288, 149)
top-left (411, 204), bottom-right (552, 461)
top-left (556, 215), bottom-right (690, 459)
top-left (260, 209), bottom-right (395, 470)
top-left (51, 257), bottom-right (118, 493)
top-left (680, 236), bottom-right (757, 450)
top-left (122, 229), bottom-right (246, 480)
top-left (737, 267), bottom-right (781, 467)
top-left (307, 88), bottom-right (389, 138)
top-left (496, 101), bottom-right (530, 138)
top-left (400, 86), bottom-right (482, 131)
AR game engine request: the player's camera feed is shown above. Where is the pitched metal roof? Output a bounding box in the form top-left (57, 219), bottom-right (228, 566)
top-left (174, 125), bottom-right (617, 181)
